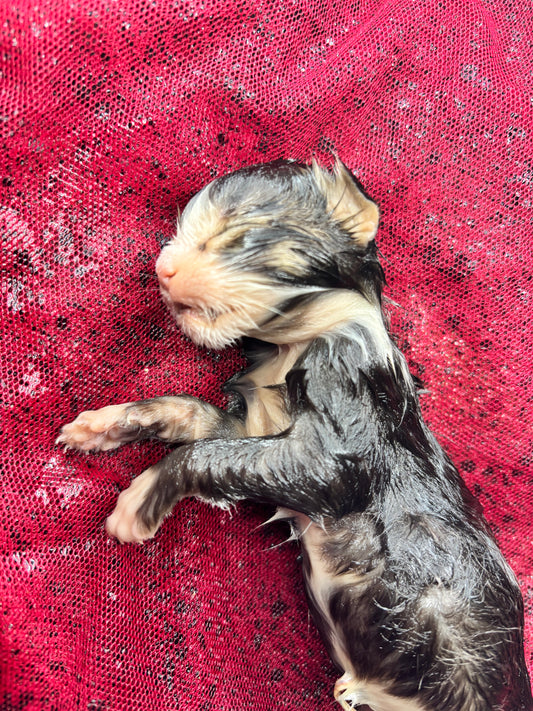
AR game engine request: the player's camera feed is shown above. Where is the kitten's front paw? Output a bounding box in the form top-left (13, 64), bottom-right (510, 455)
top-left (56, 404), bottom-right (134, 452)
top-left (57, 396), bottom-right (200, 452)
top-left (106, 467), bottom-right (161, 543)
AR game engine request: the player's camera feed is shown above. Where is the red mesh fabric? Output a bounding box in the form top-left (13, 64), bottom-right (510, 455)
top-left (1, 0), bottom-right (532, 707)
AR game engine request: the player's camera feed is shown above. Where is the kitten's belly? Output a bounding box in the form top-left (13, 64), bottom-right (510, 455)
top-left (284, 509), bottom-right (361, 673)
top-left (282, 508), bottom-right (426, 711)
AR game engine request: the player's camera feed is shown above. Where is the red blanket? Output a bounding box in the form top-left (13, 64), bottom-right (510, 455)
top-left (1, 0), bottom-right (531, 707)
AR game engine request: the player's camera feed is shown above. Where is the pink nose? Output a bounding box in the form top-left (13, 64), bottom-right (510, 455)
top-left (155, 253), bottom-right (177, 288)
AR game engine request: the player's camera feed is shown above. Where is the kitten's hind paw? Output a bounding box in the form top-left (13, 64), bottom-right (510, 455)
top-left (334, 674), bottom-right (370, 710)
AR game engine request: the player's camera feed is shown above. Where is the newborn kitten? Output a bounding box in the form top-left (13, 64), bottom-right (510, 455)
top-left (58, 160), bottom-right (532, 711)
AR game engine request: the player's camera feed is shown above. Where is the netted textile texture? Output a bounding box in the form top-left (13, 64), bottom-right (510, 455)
top-left (1, 0), bottom-right (532, 708)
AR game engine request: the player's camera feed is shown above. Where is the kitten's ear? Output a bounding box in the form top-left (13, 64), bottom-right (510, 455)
top-left (311, 159), bottom-right (379, 247)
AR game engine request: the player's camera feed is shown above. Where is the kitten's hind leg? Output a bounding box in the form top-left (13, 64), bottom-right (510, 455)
top-left (57, 396), bottom-right (246, 452)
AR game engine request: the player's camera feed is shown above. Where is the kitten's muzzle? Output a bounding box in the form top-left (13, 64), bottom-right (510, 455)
top-left (156, 251), bottom-right (211, 316)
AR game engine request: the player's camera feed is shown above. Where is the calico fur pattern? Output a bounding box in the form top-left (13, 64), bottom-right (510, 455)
top-left (58, 160), bottom-right (533, 711)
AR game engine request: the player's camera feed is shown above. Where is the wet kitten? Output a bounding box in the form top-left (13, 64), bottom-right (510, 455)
top-left (58, 160), bottom-right (532, 711)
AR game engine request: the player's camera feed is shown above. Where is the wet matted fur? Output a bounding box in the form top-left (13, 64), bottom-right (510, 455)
top-left (58, 160), bottom-right (533, 711)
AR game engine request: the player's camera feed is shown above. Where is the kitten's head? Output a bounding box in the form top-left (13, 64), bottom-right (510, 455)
top-left (156, 159), bottom-right (383, 349)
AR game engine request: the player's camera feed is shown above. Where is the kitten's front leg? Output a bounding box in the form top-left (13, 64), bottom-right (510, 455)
top-left (105, 464), bottom-right (163, 543)
top-left (107, 423), bottom-right (353, 543)
top-left (57, 395), bottom-right (246, 452)
top-left (106, 436), bottom-right (289, 544)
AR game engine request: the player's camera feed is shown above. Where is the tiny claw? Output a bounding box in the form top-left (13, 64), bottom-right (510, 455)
top-left (56, 437), bottom-right (71, 451)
